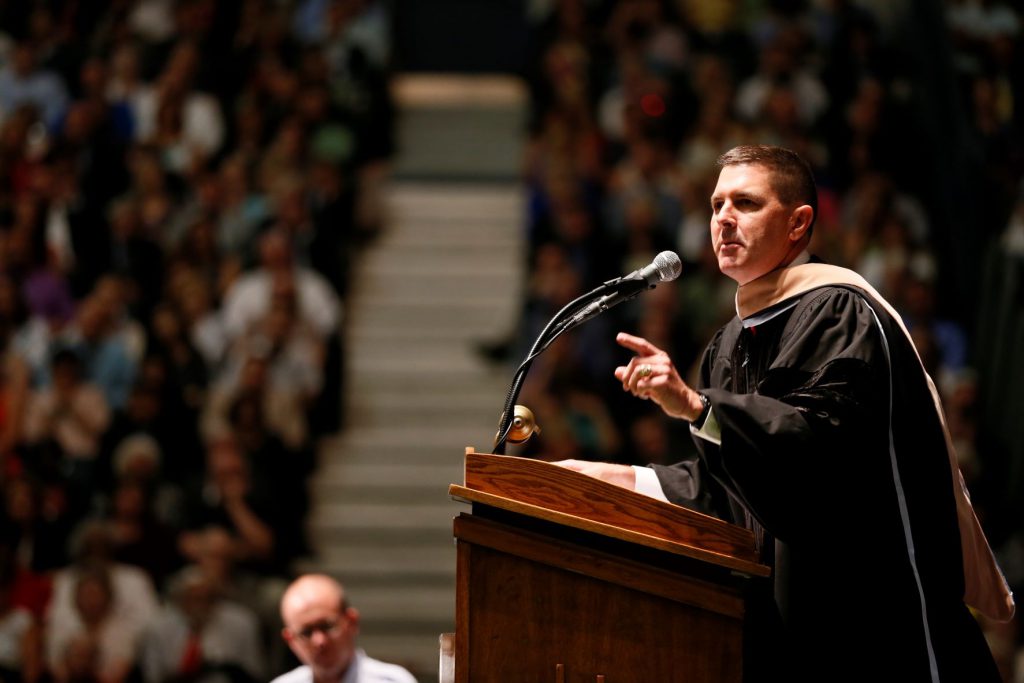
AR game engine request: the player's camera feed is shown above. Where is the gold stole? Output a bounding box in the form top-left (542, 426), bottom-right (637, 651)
top-left (736, 263), bottom-right (1015, 623)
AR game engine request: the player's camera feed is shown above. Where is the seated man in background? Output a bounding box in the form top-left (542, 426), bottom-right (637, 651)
top-left (273, 574), bottom-right (415, 683)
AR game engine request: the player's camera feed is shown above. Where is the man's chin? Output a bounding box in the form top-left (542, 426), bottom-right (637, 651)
top-left (717, 258), bottom-right (742, 282)
top-left (312, 653), bottom-right (346, 674)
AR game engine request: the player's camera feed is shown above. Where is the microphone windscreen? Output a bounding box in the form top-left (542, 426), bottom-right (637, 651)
top-left (653, 251), bottom-right (683, 283)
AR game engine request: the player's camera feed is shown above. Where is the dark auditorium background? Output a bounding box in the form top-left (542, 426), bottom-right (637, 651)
top-left (0, 1), bottom-right (1022, 681)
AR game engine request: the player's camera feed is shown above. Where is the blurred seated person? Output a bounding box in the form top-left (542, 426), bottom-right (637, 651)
top-left (203, 350), bottom-right (311, 456)
top-left (147, 303), bottom-right (209, 418)
top-left (47, 521), bottom-right (159, 646)
top-left (165, 269), bottom-right (228, 375)
top-left (49, 296), bottom-right (137, 413)
top-left (132, 41), bottom-right (225, 175)
top-left (104, 475), bottom-right (183, 592)
top-left (0, 279), bottom-right (32, 463)
top-left (45, 568), bottom-right (140, 683)
top-left (20, 352), bottom-right (108, 454)
top-left (224, 287), bottom-right (324, 402)
top-left (178, 434), bottom-right (292, 574)
top-left (139, 566), bottom-right (264, 683)
top-left (0, 555), bottom-right (42, 683)
top-left (0, 475), bottom-right (70, 618)
top-left (273, 575), bottom-right (415, 683)
top-left (55, 634), bottom-right (101, 683)
top-left (182, 525), bottom-right (289, 672)
top-left (106, 433), bottom-right (184, 527)
top-left (21, 349), bottom-right (111, 493)
top-left (184, 525), bottom-right (284, 625)
top-left (221, 230), bottom-right (341, 343)
top-left (201, 376), bottom-right (312, 535)
top-left (0, 40), bottom-right (70, 134)
top-left (898, 272), bottom-right (968, 384)
top-left (218, 232), bottom-right (344, 438)
top-left (104, 195), bottom-right (165, 320)
top-left (99, 379), bottom-right (201, 492)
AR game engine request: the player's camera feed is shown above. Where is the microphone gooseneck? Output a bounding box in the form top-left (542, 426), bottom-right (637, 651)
top-left (562, 251), bottom-right (683, 330)
top-left (492, 251), bottom-right (682, 454)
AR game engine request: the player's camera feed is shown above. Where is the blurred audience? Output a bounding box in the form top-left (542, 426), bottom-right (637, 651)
top-left (0, 3), bottom-right (393, 679)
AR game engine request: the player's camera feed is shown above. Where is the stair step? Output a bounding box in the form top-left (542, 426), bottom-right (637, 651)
top-left (389, 185), bottom-right (522, 212)
top-left (343, 393), bottom-right (505, 426)
top-left (303, 81), bottom-right (524, 680)
top-left (388, 209), bottom-right (520, 226)
top-left (360, 272), bottom-right (520, 298)
top-left (319, 445), bottom-right (483, 466)
top-left (378, 226), bottom-right (519, 250)
top-left (347, 349), bottom-right (488, 375)
top-left (307, 525), bottom-right (455, 547)
top-left (356, 258), bottom-right (520, 282)
top-left (312, 483), bottom-right (458, 499)
top-left (350, 303), bottom-right (516, 333)
top-left (308, 501), bottom-right (458, 530)
top-left (296, 544), bottom-right (456, 580)
top-left (314, 486), bottom-right (453, 508)
top-left (365, 243), bottom-right (519, 266)
top-left (313, 462), bottom-right (463, 488)
top-left (351, 385), bottom-right (501, 405)
top-left (394, 107), bottom-right (525, 180)
top-left (352, 301), bottom-right (512, 327)
top-left (349, 388), bottom-right (502, 409)
top-left (332, 425), bottom-right (494, 450)
top-left (344, 408), bottom-right (495, 430)
top-left (346, 369), bottom-right (495, 392)
top-left (348, 586), bottom-right (454, 621)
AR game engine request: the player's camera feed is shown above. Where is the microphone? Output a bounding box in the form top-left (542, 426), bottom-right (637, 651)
top-left (492, 251), bottom-right (681, 454)
top-left (564, 251), bottom-right (682, 328)
top-left (609, 250), bottom-right (683, 289)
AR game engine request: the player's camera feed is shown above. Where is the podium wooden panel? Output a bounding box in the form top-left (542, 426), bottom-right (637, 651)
top-left (449, 450), bottom-right (769, 683)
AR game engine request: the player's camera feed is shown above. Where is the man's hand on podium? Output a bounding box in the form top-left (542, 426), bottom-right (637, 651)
top-left (552, 460), bottom-right (637, 490)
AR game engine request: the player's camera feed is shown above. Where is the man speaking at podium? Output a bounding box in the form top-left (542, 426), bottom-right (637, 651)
top-left (559, 145), bottom-right (1013, 681)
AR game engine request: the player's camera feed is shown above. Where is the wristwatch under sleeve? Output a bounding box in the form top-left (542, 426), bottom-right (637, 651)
top-left (693, 392), bottom-right (711, 428)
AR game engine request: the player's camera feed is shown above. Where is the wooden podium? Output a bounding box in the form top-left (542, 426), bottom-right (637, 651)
top-left (448, 450), bottom-right (769, 683)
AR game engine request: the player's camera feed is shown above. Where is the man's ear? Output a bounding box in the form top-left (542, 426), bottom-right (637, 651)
top-left (346, 606), bottom-right (361, 636)
top-left (789, 205), bottom-right (813, 242)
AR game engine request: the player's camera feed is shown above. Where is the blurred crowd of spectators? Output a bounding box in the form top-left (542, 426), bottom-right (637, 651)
top-left (0, 1), bottom-right (393, 682)
top-left (508, 0), bottom-right (1023, 678)
top-left (0, 0), bottom-right (1021, 680)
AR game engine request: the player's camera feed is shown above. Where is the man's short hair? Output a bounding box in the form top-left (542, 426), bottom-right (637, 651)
top-left (717, 145), bottom-right (818, 234)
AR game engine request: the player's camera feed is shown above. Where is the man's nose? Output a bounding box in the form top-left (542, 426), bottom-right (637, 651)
top-left (715, 204), bottom-right (737, 227)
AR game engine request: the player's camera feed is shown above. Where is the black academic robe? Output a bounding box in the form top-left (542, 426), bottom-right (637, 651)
top-left (653, 285), bottom-right (1000, 682)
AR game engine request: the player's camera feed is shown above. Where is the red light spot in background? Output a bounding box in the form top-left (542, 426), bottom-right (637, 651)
top-left (641, 93), bottom-right (666, 117)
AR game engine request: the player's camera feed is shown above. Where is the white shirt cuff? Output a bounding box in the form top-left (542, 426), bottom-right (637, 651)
top-left (689, 406), bottom-right (722, 445)
top-left (632, 466), bottom-right (669, 502)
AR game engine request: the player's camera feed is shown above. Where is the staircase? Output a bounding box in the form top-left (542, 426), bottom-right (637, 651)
top-left (302, 75), bottom-right (526, 680)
